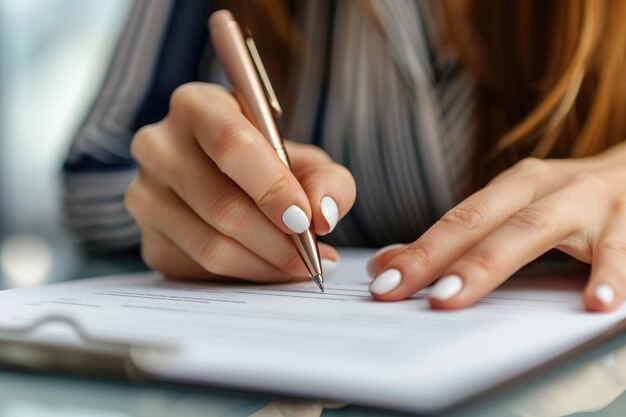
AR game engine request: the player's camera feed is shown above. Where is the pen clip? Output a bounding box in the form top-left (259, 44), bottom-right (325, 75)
top-left (244, 29), bottom-right (283, 118)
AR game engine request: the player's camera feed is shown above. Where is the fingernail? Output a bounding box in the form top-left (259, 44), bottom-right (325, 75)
top-left (321, 258), bottom-right (339, 276)
top-left (595, 284), bottom-right (615, 305)
top-left (367, 244), bottom-right (405, 278)
top-left (370, 269), bottom-right (402, 295)
top-left (430, 275), bottom-right (463, 301)
top-left (320, 196), bottom-right (339, 233)
top-left (282, 205), bottom-right (310, 234)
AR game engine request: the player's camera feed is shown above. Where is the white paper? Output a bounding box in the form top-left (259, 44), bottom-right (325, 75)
top-left (0, 248), bottom-right (625, 412)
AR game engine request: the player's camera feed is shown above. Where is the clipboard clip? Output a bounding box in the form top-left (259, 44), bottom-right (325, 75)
top-left (0, 314), bottom-right (176, 381)
top-left (244, 29), bottom-right (283, 118)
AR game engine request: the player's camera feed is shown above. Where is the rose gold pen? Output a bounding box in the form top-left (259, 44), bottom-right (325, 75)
top-left (209, 10), bottom-right (324, 292)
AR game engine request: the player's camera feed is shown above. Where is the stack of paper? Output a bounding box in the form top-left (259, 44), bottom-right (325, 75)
top-left (0, 249), bottom-right (624, 413)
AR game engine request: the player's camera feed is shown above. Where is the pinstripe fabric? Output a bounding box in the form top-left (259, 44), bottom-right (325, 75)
top-left (63, 0), bottom-right (474, 250)
top-left (64, 0), bottom-right (175, 250)
top-left (288, 0), bottom-right (474, 246)
top-left (66, 0), bottom-right (174, 164)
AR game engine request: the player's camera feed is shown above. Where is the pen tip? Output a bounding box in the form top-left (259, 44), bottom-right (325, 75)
top-left (313, 274), bottom-right (324, 293)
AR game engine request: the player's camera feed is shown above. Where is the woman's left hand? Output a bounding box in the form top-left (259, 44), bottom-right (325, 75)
top-left (367, 142), bottom-right (626, 311)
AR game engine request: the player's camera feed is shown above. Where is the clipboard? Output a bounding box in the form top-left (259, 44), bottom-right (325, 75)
top-left (0, 314), bottom-right (174, 381)
top-left (1, 266), bottom-right (626, 414)
top-left (2, 311), bottom-right (626, 416)
top-left (1, 310), bottom-right (626, 413)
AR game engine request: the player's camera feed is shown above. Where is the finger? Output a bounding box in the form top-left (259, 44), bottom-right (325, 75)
top-left (427, 185), bottom-right (598, 309)
top-left (369, 158), bottom-right (565, 299)
top-left (584, 196), bottom-right (626, 312)
top-left (365, 244), bottom-right (408, 278)
top-left (132, 125), bottom-right (339, 276)
top-left (140, 224), bottom-right (343, 281)
top-left (288, 142), bottom-right (357, 235)
top-left (126, 175), bottom-right (311, 283)
top-left (167, 84), bottom-right (312, 235)
top-left (139, 225), bottom-right (216, 280)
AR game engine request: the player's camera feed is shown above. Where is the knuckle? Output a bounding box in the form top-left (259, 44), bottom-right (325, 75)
top-left (197, 236), bottom-right (228, 274)
top-left (170, 82), bottom-right (204, 114)
top-left (598, 239), bottom-right (626, 258)
top-left (170, 83), bottom-right (237, 118)
top-left (569, 172), bottom-right (608, 193)
top-left (612, 194), bottom-right (626, 214)
top-left (462, 249), bottom-right (498, 275)
top-left (401, 244), bottom-right (437, 271)
top-left (209, 193), bottom-right (254, 238)
top-left (130, 124), bottom-right (159, 163)
top-left (514, 157), bottom-right (553, 179)
top-left (506, 205), bottom-right (555, 231)
top-left (256, 172), bottom-right (295, 209)
top-left (441, 203), bottom-right (489, 232)
top-left (211, 120), bottom-right (256, 164)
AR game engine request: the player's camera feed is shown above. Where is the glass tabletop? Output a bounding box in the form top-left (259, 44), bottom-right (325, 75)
top-left (0, 333), bottom-right (626, 417)
top-left (1, 2), bottom-right (625, 415)
top-left (1, 236), bottom-right (626, 417)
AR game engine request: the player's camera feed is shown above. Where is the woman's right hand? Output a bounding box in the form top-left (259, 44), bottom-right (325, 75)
top-left (125, 83), bottom-right (356, 282)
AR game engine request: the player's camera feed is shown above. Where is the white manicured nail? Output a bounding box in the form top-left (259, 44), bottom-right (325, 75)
top-left (320, 196), bottom-right (339, 233)
top-left (321, 258), bottom-right (339, 276)
top-left (282, 205), bottom-right (310, 234)
top-left (430, 275), bottom-right (463, 301)
top-left (595, 284), bottom-right (615, 305)
top-left (367, 244), bottom-right (405, 278)
top-left (370, 269), bottom-right (402, 295)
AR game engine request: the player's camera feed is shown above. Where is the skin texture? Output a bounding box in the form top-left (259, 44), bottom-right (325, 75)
top-left (125, 83), bottom-right (356, 283)
top-left (126, 82), bottom-right (626, 312)
top-left (368, 141), bottom-right (626, 312)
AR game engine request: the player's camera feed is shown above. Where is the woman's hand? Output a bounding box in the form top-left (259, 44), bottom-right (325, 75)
top-left (125, 83), bottom-right (356, 282)
top-left (368, 142), bottom-right (626, 311)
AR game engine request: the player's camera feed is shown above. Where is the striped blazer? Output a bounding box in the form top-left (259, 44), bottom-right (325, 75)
top-left (63, 0), bottom-right (474, 251)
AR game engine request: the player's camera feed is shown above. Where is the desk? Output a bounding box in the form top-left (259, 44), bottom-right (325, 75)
top-left (1, 244), bottom-right (626, 417)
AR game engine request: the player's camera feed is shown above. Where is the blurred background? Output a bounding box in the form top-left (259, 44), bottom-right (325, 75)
top-left (0, 0), bottom-right (131, 288)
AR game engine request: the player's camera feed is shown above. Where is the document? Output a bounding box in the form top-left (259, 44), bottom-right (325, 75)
top-left (0, 249), bottom-right (625, 412)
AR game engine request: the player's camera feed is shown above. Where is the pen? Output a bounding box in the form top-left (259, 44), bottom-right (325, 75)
top-left (209, 10), bottom-right (324, 292)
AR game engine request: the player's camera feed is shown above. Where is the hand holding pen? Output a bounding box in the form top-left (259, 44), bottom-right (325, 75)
top-left (210, 10), bottom-right (328, 290)
top-left (125, 11), bottom-right (356, 286)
